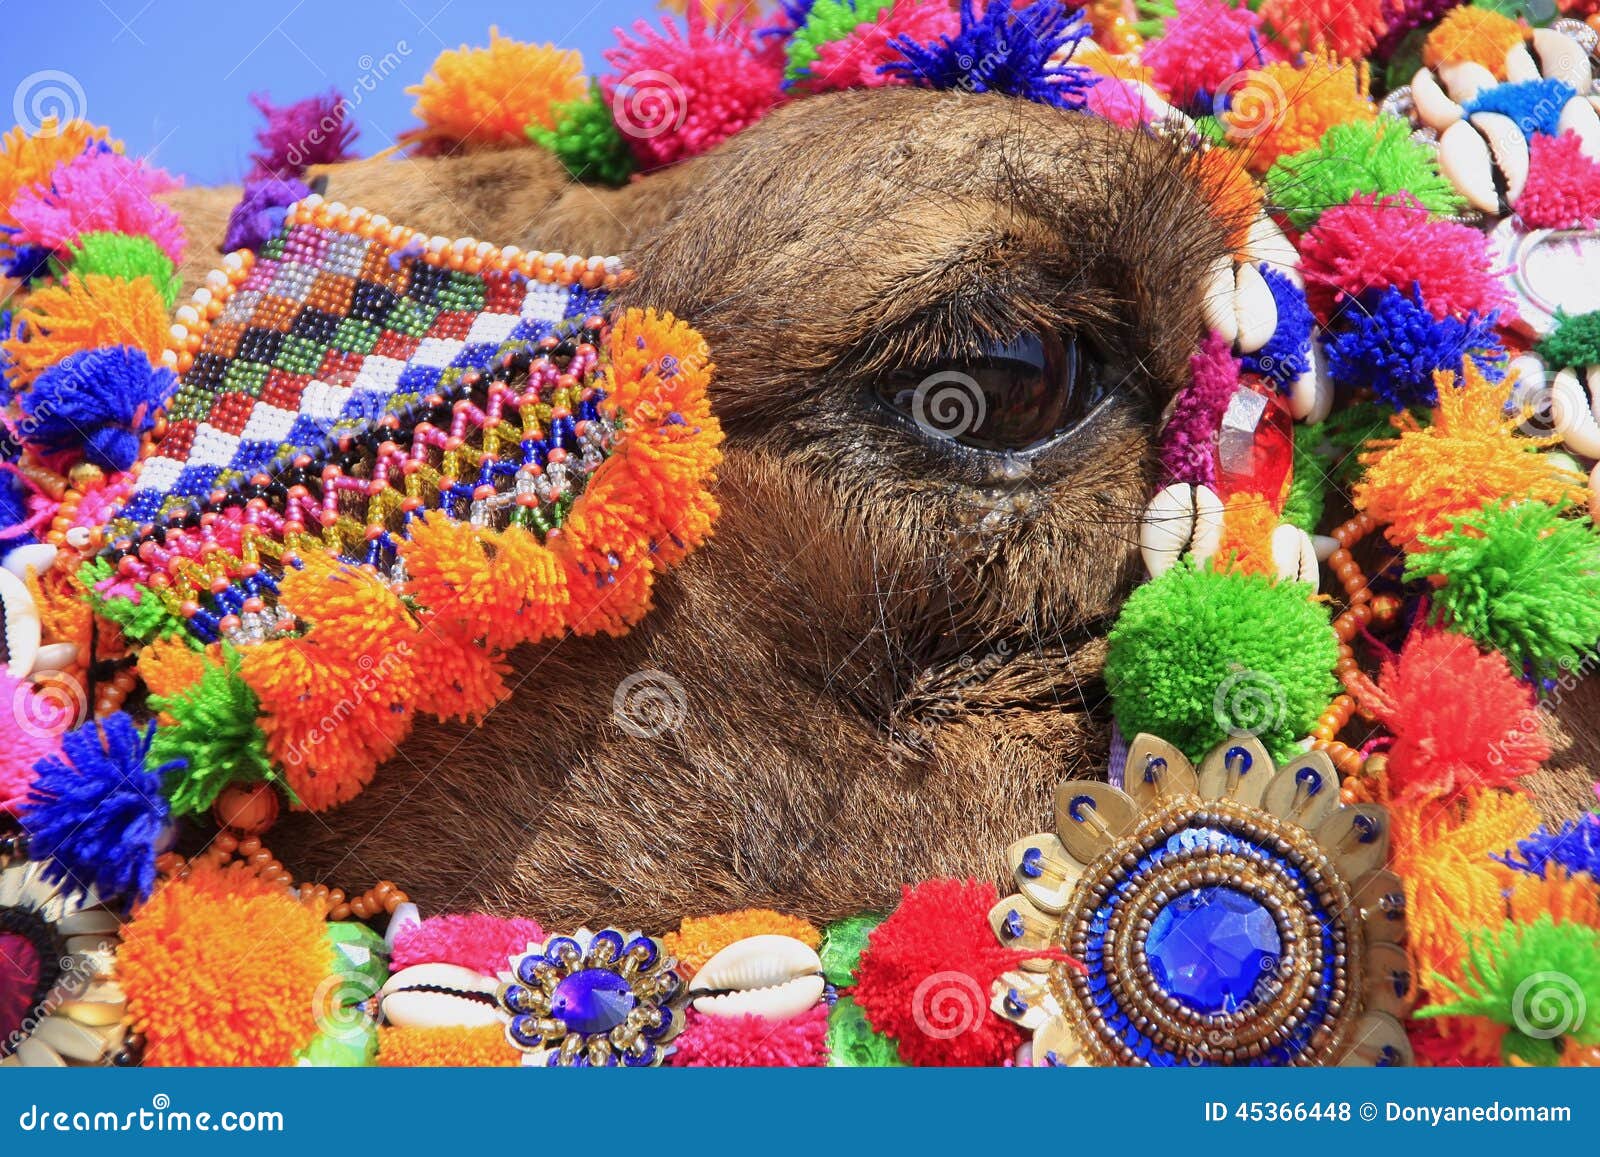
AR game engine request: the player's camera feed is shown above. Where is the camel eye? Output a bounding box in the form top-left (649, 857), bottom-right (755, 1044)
top-left (874, 331), bottom-right (1104, 453)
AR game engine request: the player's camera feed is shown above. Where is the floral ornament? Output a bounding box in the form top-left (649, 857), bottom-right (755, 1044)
top-left (499, 928), bottom-right (686, 1066)
top-left (0, 857), bottom-right (130, 1067)
top-left (989, 734), bottom-right (1412, 1066)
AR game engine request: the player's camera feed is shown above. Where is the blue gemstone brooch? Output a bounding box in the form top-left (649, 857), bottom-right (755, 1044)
top-left (990, 734), bottom-right (1412, 1066)
top-left (499, 928), bottom-right (685, 1066)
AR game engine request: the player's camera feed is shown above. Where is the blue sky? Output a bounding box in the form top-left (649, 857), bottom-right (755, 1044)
top-left (5, 0), bottom-right (663, 184)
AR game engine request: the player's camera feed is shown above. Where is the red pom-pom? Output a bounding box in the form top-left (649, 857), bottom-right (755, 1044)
top-left (1515, 130), bottom-right (1600, 230)
top-left (1259, 0), bottom-right (1389, 59)
top-left (602, 10), bottom-right (784, 171)
top-left (669, 1005), bottom-right (829, 1066)
top-left (390, 913), bottom-right (545, 975)
top-left (1299, 194), bottom-right (1509, 323)
top-left (851, 878), bottom-right (1037, 1066)
top-left (1378, 630), bottom-right (1550, 804)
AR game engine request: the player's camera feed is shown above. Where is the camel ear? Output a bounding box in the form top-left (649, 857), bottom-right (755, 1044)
top-left (164, 148), bottom-right (702, 292)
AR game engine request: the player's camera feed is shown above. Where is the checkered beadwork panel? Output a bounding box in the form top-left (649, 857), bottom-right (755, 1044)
top-left (114, 219), bottom-right (609, 534)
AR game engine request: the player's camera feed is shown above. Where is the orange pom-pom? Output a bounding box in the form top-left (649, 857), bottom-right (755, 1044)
top-left (1387, 788), bottom-right (1542, 994)
top-left (116, 861), bottom-right (332, 1066)
top-left (1223, 51), bottom-right (1375, 174)
top-left (1508, 868), bottom-right (1600, 930)
top-left (1188, 146), bottom-right (1263, 254)
top-left (1259, 0), bottom-right (1388, 59)
top-left (1355, 360), bottom-right (1583, 552)
top-left (137, 636), bottom-right (211, 723)
top-left (408, 27), bottom-right (586, 149)
top-left (665, 909), bottom-right (823, 977)
top-left (556, 308), bottom-right (723, 635)
top-left (0, 118), bottom-right (118, 240)
top-left (377, 1025), bottom-right (520, 1066)
top-left (2, 273), bottom-right (173, 387)
top-left (403, 624), bottom-right (509, 723)
top-left (400, 510), bottom-right (565, 650)
top-left (1215, 493), bottom-right (1280, 577)
top-left (1423, 7), bottom-right (1526, 79)
top-left (236, 555), bottom-right (419, 810)
top-left (1378, 630), bottom-right (1550, 804)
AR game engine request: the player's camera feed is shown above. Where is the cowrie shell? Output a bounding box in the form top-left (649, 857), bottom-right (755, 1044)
top-left (379, 963), bottom-right (503, 1029)
top-left (1468, 111), bottom-right (1528, 205)
top-left (1410, 67), bottom-right (1463, 131)
top-left (2, 543), bottom-right (57, 582)
top-left (1559, 96), bottom-right (1600, 163)
top-left (1533, 27), bottom-right (1593, 91)
top-left (1552, 366), bottom-right (1600, 458)
top-left (1438, 60), bottom-right (1497, 103)
top-left (1270, 523), bottom-right (1319, 589)
top-left (0, 568), bottom-right (40, 679)
top-left (1201, 255), bottom-right (1238, 345)
top-left (1244, 214), bottom-right (1301, 287)
top-left (1139, 482), bottom-right (1223, 578)
top-left (1505, 43), bottom-right (1541, 84)
top-left (1233, 262), bottom-right (1279, 354)
top-left (1438, 120), bottom-right (1500, 214)
top-left (687, 935), bottom-right (824, 1021)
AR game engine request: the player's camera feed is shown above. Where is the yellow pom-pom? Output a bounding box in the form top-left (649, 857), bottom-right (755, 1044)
top-left (665, 909), bottom-right (822, 977)
top-left (1223, 51), bottom-right (1375, 175)
top-left (117, 863), bottom-right (332, 1066)
top-left (1355, 359), bottom-right (1584, 552)
top-left (1423, 7), bottom-right (1526, 79)
top-left (1215, 493), bottom-right (1281, 578)
top-left (2, 273), bottom-right (173, 387)
top-left (408, 27), bottom-right (586, 149)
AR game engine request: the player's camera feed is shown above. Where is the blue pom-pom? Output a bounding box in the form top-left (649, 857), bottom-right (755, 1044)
top-left (1242, 266), bottom-right (1314, 393)
top-left (20, 346), bottom-right (176, 471)
top-left (1, 241), bottom-right (55, 283)
top-left (1495, 814), bottom-right (1600, 879)
top-left (1324, 286), bottom-right (1504, 408)
top-left (1461, 78), bottom-right (1575, 140)
top-left (885, 0), bottom-right (1094, 110)
top-left (23, 713), bottom-right (181, 906)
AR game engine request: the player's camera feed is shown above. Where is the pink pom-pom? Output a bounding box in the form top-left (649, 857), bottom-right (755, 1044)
top-left (602, 11), bottom-right (785, 171)
top-left (1298, 193), bottom-right (1509, 324)
top-left (248, 91), bottom-right (359, 179)
top-left (9, 150), bottom-right (184, 264)
top-left (1515, 131), bottom-right (1600, 230)
top-left (0, 671), bottom-right (71, 814)
top-left (669, 1004), bottom-right (830, 1066)
top-left (1160, 331), bottom-right (1240, 487)
top-left (809, 0), bottom-right (961, 92)
top-left (390, 913), bottom-right (545, 975)
top-left (1084, 77), bottom-right (1162, 128)
top-left (1141, 0), bottom-right (1282, 103)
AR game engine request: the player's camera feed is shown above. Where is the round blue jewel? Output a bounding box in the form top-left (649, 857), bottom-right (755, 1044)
top-left (1146, 886), bottom-right (1282, 1015)
top-left (549, 968), bottom-right (637, 1035)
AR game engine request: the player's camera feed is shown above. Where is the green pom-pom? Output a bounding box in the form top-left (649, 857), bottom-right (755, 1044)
top-left (786, 0), bottom-right (896, 82)
top-left (54, 232), bottom-right (182, 309)
top-left (1413, 500), bottom-right (1600, 681)
top-left (1419, 915), bottom-right (1600, 1064)
top-left (821, 912), bottom-right (885, 986)
top-left (1104, 562), bottom-right (1340, 762)
top-left (826, 995), bottom-right (906, 1067)
top-left (148, 646), bottom-right (282, 816)
top-left (1537, 310), bottom-right (1600, 370)
top-left (528, 81), bottom-right (635, 187)
top-left (77, 558), bottom-right (194, 644)
top-left (1281, 424), bottom-right (1327, 534)
top-left (1266, 117), bottom-right (1465, 230)
top-left (1190, 116), bottom-right (1228, 146)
